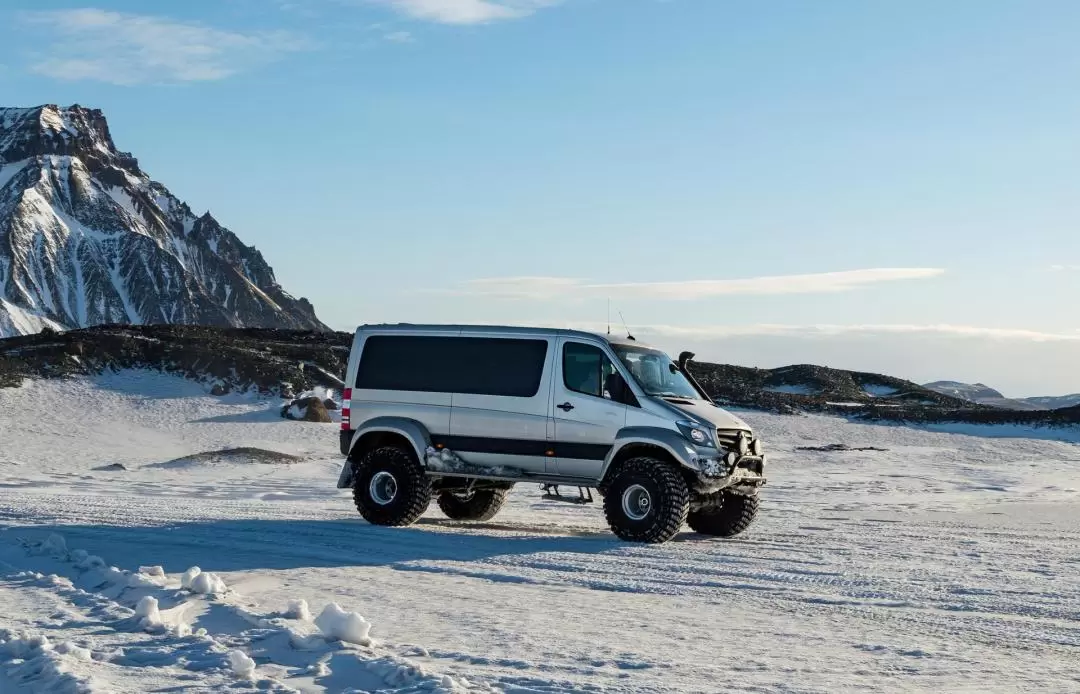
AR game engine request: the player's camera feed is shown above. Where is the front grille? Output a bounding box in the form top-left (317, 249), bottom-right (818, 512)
top-left (716, 429), bottom-right (746, 452)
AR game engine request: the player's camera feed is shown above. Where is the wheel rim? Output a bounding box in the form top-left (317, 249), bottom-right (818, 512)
top-left (369, 471), bottom-right (398, 505)
top-left (621, 484), bottom-right (652, 521)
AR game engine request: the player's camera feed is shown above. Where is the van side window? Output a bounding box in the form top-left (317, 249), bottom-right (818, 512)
top-left (356, 336), bottom-right (549, 397)
top-left (563, 342), bottom-right (616, 399)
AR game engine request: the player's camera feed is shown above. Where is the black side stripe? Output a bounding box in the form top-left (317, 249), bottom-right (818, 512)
top-left (430, 435), bottom-right (611, 461)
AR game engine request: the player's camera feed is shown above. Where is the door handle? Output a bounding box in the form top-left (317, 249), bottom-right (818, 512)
top-left (557, 402), bottom-right (575, 412)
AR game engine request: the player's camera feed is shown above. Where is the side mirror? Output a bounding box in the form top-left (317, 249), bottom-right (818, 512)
top-left (678, 351), bottom-right (695, 371)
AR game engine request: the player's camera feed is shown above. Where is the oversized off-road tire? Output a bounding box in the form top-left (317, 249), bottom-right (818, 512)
top-left (602, 457), bottom-right (689, 543)
top-left (352, 446), bottom-right (432, 527)
top-left (687, 491), bottom-right (759, 537)
top-left (437, 487), bottom-right (510, 521)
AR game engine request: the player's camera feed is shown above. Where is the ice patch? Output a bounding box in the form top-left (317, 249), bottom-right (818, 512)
top-left (316, 603), bottom-right (373, 645)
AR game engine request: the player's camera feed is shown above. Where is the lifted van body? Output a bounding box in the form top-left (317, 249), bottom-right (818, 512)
top-left (336, 324), bottom-right (766, 543)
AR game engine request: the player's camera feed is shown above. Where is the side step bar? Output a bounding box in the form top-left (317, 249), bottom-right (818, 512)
top-left (541, 484), bottom-right (594, 505)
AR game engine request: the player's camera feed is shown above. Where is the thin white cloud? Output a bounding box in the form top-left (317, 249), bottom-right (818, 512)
top-left (384, 30), bottom-right (416, 42)
top-left (478, 320), bottom-right (1080, 343)
top-left (366, 0), bottom-right (563, 24)
top-left (448, 268), bottom-right (945, 300)
top-left (20, 9), bottom-right (307, 85)
top-left (619, 323), bottom-right (1080, 343)
top-left (1049, 264), bottom-right (1080, 272)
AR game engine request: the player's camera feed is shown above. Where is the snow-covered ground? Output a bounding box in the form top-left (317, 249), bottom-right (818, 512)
top-left (1, 371), bottom-right (1079, 693)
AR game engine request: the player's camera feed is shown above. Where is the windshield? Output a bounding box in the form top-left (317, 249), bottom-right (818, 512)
top-left (610, 344), bottom-right (703, 399)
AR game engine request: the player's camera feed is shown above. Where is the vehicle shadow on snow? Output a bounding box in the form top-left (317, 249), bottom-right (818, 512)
top-left (11, 519), bottom-right (625, 575)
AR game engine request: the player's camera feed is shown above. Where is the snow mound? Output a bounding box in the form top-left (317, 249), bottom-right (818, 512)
top-left (228, 649), bottom-right (256, 679)
top-left (135, 596), bottom-right (162, 628)
top-left (28, 533), bottom-right (68, 557)
top-left (180, 566), bottom-right (201, 589)
top-left (316, 603), bottom-right (373, 645)
top-left (284, 598), bottom-right (312, 621)
top-left (54, 641), bottom-right (92, 662)
top-left (139, 565), bottom-right (165, 577)
top-left (0, 630), bottom-right (92, 694)
top-left (181, 566), bottom-right (227, 595)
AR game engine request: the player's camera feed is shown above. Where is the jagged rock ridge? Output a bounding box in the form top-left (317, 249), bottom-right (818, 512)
top-left (0, 104), bottom-right (326, 337)
top-left (2, 325), bottom-right (1077, 429)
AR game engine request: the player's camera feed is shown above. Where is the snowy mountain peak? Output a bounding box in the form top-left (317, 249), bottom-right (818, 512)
top-left (0, 105), bottom-right (327, 337)
top-left (0, 104), bottom-right (132, 169)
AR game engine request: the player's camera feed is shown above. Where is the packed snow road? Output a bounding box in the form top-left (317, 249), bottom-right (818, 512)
top-left (1, 372), bottom-right (1079, 692)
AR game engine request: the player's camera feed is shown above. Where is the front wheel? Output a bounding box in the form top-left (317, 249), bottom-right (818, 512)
top-left (353, 446), bottom-right (432, 526)
top-left (602, 458), bottom-right (689, 543)
top-left (687, 491), bottom-right (759, 537)
top-left (438, 487), bottom-right (510, 521)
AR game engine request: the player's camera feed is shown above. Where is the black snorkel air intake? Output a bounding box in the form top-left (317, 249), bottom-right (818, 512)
top-left (677, 351), bottom-right (717, 405)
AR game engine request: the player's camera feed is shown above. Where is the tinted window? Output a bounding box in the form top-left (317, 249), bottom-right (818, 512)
top-left (563, 342), bottom-right (617, 399)
top-left (355, 336), bottom-right (548, 397)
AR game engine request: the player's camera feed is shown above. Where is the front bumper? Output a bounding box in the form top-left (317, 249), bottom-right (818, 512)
top-left (690, 451), bottom-right (767, 491)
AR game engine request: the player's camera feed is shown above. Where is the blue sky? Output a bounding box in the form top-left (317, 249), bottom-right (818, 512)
top-left (2, 0), bottom-right (1078, 395)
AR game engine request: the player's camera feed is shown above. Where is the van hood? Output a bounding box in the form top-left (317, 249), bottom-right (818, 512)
top-left (654, 397), bottom-right (751, 431)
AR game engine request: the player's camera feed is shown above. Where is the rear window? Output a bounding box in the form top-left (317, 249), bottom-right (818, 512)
top-left (355, 335), bottom-right (549, 397)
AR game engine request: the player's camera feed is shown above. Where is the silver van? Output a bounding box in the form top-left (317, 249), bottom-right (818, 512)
top-left (336, 324), bottom-right (766, 543)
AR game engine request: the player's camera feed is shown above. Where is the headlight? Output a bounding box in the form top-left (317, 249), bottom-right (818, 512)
top-left (751, 439), bottom-right (763, 456)
top-left (737, 433), bottom-right (750, 455)
top-left (677, 421), bottom-right (714, 448)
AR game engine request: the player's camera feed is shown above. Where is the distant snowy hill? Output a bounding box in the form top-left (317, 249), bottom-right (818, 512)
top-left (923, 380), bottom-right (1080, 411)
top-left (0, 104), bottom-right (326, 337)
top-left (1022, 393), bottom-right (1080, 410)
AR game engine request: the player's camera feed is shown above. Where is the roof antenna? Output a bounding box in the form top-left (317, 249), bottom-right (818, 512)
top-left (619, 311), bottom-right (635, 341)
top-left (606, 298), bottom-right (611, 336)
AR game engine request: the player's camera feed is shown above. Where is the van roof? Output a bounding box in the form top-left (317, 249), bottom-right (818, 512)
top-left (355, 323), bottom-right (657, 350)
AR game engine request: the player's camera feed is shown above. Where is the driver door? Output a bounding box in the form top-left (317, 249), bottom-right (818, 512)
top-left (552, 339), bottom-right (626, 479)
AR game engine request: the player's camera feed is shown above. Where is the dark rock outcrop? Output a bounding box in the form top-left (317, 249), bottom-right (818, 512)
top-left (282, 396), bottom-right (332, 423)
top-left (2, 325), bottom-right (1077, 430)
top-left (0, 324), bottom-right (348, 395)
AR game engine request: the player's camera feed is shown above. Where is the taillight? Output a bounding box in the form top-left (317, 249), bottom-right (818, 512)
top-left (340, 388), bottom-right (352, 431)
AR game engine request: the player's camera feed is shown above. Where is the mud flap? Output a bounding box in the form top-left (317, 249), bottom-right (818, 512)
top-left (336, 460), bottom-right (354, 489)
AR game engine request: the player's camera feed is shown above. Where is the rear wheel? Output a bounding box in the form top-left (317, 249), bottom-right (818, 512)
top-left (602, 458), bottom-right (689, 543)
top-left (438, 487), bottom-right (510, 521)
top-left (687, 491), bottom-right (759, 537)
top-left (352, 446), bottom-right (431, 526)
